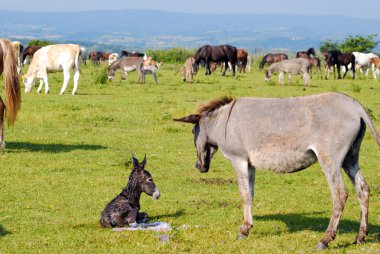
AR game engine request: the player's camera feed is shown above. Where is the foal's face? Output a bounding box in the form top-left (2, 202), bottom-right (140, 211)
top-left (137, 169), bottom-right (160, 200)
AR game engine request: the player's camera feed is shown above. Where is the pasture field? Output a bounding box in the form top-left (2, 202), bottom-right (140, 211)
top-left (0, 61), bottom-right (379, 254)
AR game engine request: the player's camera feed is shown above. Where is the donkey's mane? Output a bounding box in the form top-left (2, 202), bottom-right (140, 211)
top-left (197, 96), bottom-right (234, 115)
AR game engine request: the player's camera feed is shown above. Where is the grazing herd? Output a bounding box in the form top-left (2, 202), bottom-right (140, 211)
top-left (0, 37), bottom-right (379, 250)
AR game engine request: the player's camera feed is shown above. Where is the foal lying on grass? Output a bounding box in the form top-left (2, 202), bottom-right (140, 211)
top-left (100, 156), bottom-right (160, 227)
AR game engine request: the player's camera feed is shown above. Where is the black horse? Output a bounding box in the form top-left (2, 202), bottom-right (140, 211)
top-left (120, 50), bottom-right (145, 58)
top-left (325, 50), bottom-right (356, 79)
top-left (259, 53), bottom-right (288, 70)
top-left (194, 45), bottom-right (237, 76)
top-left (296, 48), bottom-right (316, 58)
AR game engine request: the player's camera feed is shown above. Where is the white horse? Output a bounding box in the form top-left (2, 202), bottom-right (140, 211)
top-left (352, 52), bottom-right (379, 78)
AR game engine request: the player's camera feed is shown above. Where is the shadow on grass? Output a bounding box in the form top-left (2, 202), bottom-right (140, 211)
top-left (6, 142), bottom-right (107, 153)
top-left (255, 212), bottom-right (380, 243)
top-left (151, 209), bottom-right (185, 220)
top-left (0, 225), bottom-right (11, 237)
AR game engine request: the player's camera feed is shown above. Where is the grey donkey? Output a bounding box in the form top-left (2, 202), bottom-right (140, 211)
top-left (100, 156), bottom-right (160, 227)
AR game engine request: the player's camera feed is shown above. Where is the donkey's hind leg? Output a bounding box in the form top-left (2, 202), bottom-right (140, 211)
top-left (342, 123), bottom-right (369, 244)
top-left (0, 97), bottom-right (5, 149)
top-left (316, 152), bottom-right (348, 249)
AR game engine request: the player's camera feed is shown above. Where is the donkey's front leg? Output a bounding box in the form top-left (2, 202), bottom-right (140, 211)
top-left (232, 157), bottom-right (256, 239)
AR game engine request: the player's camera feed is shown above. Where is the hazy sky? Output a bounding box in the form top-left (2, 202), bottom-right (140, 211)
top-left (1, 0), bottom-right (379, 20)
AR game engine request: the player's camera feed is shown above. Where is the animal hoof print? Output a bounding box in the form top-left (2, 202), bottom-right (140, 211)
top-left (316, 242), bottom-right (328, 250)
top-left (236, 233), bottom-right (248, 240)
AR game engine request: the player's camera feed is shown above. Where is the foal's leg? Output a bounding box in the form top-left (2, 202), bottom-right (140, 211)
top-left (232, 157), bottom-right (256, 239)
top-left (0, 97), bottom-right (5, 149)
top-left (316, 155), bottom-right (348, 249)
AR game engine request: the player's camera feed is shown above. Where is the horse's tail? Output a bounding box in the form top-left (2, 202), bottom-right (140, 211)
top-left (259, 54), bottom-right (268, 70)
top-left (0, 39), bottom-right (21, 126)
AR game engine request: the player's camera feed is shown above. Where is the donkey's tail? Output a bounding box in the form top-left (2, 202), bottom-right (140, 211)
top-left (359, 103), bottom-right (380, 146)
top-left (259, 54), bottom-right (268, 70)
top-left (0, 39), bottom-right (21, 126)
top-left (75, 45), bottom-right (82, 74)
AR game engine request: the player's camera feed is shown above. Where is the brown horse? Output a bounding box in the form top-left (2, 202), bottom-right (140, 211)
top-left (0, 38), bottom-right (21, 149)
top-left (296, 48), bottom-right (316, 58)
top-left (194, 45), bottom-right (237, 76)
top-left (259, 53), bottom-right (288, 70)
top-left (325, 50), bottom-right (355, 79)
top-left (90, 51), bottom-right (104, 66)
top-left (237, 48), bottom-right (248, 73)
top-left (22, 45), bottom-right (41, 65)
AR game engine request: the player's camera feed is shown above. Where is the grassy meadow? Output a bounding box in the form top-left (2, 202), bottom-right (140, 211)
top-left (0, 60), bottom-right (379, 253)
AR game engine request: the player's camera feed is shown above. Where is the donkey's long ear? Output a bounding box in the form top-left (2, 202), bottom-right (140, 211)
top-left (132, 157), bottom-right (139, 170)
top-left (173, 114), bottom-right (200, 124)
top-left (140, 154), bottom-right (147, 169)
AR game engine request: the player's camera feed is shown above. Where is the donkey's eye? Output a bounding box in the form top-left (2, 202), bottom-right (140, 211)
top-left (147, 178), bottom-right (153, 182)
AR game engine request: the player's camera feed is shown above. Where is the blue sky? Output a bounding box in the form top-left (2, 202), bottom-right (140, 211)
top-left (1, 0), bottom-right (380, 20)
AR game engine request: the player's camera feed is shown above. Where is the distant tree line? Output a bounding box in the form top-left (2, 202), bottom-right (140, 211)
top-left (320, 34), bottom-right (378, 53)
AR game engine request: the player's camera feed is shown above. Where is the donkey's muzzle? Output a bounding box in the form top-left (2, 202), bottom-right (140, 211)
top-left (152, 188), bottom-right (160, 200)
top-left (195, 161), bottom-right (209, 173)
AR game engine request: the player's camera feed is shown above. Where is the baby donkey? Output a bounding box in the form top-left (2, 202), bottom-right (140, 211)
top-left (100, 156), bottom-right (160, 227)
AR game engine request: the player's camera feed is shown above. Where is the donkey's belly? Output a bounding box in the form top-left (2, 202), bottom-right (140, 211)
top-left (249, 149), bottom-right (317, 173)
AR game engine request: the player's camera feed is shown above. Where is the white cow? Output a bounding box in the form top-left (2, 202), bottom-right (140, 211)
top-left (22, 44), bottom-right (81, 95)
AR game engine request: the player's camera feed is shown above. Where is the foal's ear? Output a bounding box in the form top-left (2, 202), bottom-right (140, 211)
top-left (173, 114), bottom-right (200, 124)
top-left (132, 157), bottom-right (139, 170)
top-left (140, 154), bottom-right (147, 169)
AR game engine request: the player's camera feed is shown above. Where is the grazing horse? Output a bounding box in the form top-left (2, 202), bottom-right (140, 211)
top-left (0, 38), bottom-right (21, 149)
top-left (368, 57), bottom-right (380, 80)
top-left (259, 53), bottom-right (288, 70)
top-left (174, 92), bottom-right (380, 249)
top-left (22, 45), bottom-right (41, 65)
top-left (90, 51), bottom-right (104, 66)
top-left (120, 50), bottom-right (146, 59)
top-left (237, 48), bottom-right (249, 73)
top-left (308, 57), bottom-right (322, 79)
top-left (353, 52), bottom-right (379, 78)
top-left (296, 47), bottom-right (316, 58)
top-left (325, 51), bottom-right (355, 79)
top-left (194, 44), bottom-right (237, 76)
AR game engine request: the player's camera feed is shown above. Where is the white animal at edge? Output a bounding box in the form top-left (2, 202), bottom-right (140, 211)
top-left (22, 44), bottom-right (81, 95)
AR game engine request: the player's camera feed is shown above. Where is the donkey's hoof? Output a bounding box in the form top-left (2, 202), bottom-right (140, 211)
top-left (353, 237), bottom-right (366, 245)
top-left (236, 233), bottom-right (248, 240)
top-left (316, 242), bottom-right (328, 250)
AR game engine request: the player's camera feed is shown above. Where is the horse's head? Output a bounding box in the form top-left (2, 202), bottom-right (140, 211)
top-left (174, 114), bottom-right (218, 173)
top-left (22, 73), bottom-right (36, 93)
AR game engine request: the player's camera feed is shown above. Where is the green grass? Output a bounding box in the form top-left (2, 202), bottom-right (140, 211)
top-left (0, 62), bottom-right (379, 253)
